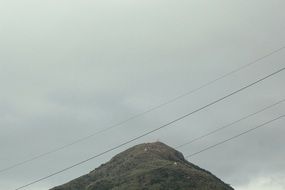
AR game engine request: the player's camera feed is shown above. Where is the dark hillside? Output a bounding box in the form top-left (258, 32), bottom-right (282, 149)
top-left (51, 142), bottom-right (233, 190)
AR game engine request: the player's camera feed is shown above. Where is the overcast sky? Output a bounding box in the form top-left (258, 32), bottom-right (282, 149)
top-left (0, 1), bottom-right (285, 190)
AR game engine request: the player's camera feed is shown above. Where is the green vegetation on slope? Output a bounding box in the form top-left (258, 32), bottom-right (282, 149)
top-left (51, 142), bottom-right (234, 190)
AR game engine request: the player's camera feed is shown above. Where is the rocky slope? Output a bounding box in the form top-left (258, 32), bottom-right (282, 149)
top-left (51, 142), bottom-right (233, 190)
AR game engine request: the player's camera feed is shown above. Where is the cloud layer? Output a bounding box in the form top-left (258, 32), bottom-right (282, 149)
top-left (0, 1), bottom-right (285, 190)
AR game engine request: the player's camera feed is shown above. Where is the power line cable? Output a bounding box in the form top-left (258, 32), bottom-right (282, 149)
top-left (2, 46), bottom-right (285, 174)
top-left (137, 102), bottom-right (285, 170)
top-left (185, 115), bottom-right (285, 158)
top-left (141, 115), bottom-right (285, 173)
top-left (14, 66), bottom-right (285, 190)
top-left (176, 98), bottom-right (285, 149)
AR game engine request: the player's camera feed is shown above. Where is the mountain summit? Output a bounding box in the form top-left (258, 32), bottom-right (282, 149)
top-left (51, 142), bottom-right (233, 190)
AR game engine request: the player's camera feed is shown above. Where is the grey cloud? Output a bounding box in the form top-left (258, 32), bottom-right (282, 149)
top-left (0, 1), bottom-right (285, 190)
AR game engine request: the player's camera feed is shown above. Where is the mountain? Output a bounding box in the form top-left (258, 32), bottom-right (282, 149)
top-left (51, 142), bottom-right (234, 190)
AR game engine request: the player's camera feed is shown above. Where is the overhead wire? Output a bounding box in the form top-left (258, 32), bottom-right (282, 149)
top-left (185, 115), bottom-right (285, 158)
top-left (131, 115), bottom-right (285, 175)
top-left (14, 66), bottom-right (285, 190)
top-left (176, 98), bottom-right (285, 149)
top-left (2, 46), bottom-right (285, 174)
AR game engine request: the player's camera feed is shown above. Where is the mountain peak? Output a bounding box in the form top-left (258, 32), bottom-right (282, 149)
top-left (51, 142), bottom-right (234, 190)
top-left (108, 141), bottom-right (185, 164)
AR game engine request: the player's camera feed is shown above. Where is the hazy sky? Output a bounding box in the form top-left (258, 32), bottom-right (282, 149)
top-left (0, 1), bottom-right (285, 190)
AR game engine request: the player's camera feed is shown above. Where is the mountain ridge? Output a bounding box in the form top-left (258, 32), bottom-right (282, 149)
top-left (51, 142), bottom-right (234, 190)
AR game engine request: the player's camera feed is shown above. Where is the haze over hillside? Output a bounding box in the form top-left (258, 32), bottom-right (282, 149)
top-left (51, 142), bottom-right (233, 190)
